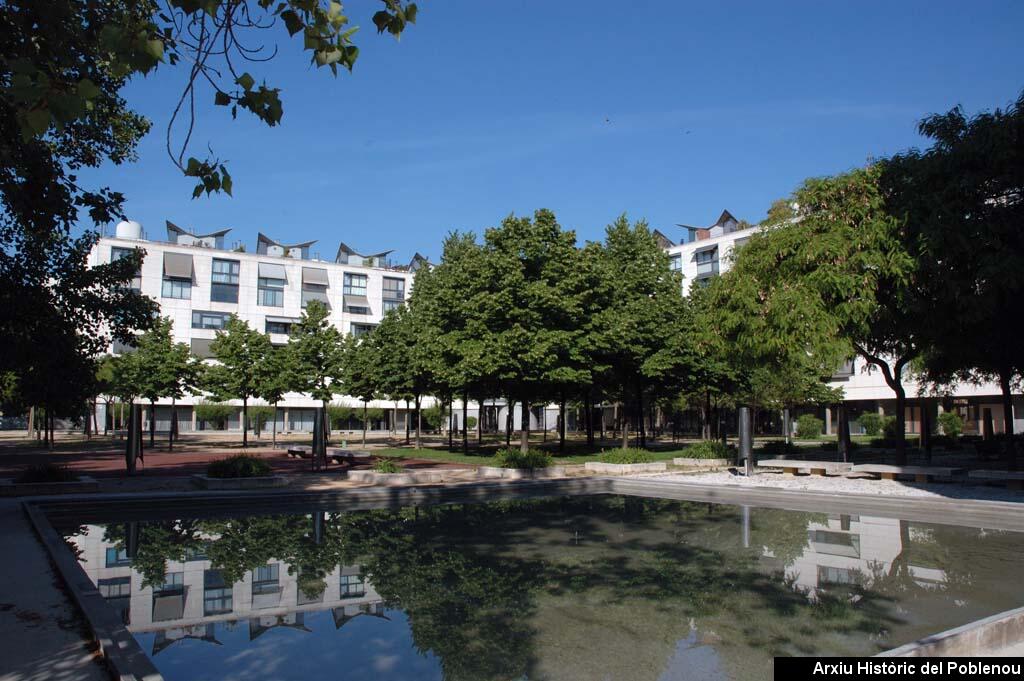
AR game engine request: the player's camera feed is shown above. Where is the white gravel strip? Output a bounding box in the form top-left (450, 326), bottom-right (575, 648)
top-left (637, 470), bottom-right (1024, 504)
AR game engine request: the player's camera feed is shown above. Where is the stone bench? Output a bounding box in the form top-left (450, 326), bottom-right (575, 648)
top-left (286, 445), bottom-right (312, 458)
top-left (758, 459), bottom-right (852, 476)
top-left (852, 464), bottom-right (963, 483)
top-left (968, 470), bottom-right (1024, 490)
top-left (329, 449), bottom-right (372, 465)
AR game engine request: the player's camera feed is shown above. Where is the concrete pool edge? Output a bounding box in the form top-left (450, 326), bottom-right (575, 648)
top-left (22, 501), bottom-right (163, 681)
top-left (22, 475), bottom-right (1024, 679)
top-left (878, 605), bottom-right (1024, 656)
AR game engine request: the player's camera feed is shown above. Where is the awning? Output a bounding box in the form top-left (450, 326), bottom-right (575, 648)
top-left (190, 338), bottom-right (214, 358)
top-left (693, 244), bottom-right (718, 255)
top-left (265, 315), bottom-right (299, 324)
top-left (344, 294), bottom-right (370, 307)
top-left (258, 262), bottom-right (288, 281)
top-left (163, 252), bottom-right (194, 279)
top-left (302, 289), bottom-right (330, 307)
top-left (302, 266), bottom-right (330, 286)
top-left (152, 594), bottom-right (185, 622)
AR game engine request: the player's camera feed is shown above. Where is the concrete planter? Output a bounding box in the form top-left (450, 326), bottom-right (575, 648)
top-left (476, 466), bottom-right (567, 480)
top-left (346, 470), bottom-right (445, 486)
top-left (584, 461), bottom-right (668, 474)
top-left (191, 474), bottom-right (289, 489)
top-left (672, 457), bottom-right (732, 468)
top-left (0, 476), bottom-right (99, 496)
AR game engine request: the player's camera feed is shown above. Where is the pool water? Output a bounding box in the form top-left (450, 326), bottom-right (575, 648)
top-left (58, 495), bottom-right (1024, 680)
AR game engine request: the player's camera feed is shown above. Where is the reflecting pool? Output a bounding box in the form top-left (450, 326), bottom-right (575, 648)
top-left (56, 495), bottom-right (1024, 680)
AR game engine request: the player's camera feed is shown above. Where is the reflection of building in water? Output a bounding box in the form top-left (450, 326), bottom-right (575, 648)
top-left (72, 524), bottom-right (384, 654)
top-left (782, 515), bottom-right (947, 597)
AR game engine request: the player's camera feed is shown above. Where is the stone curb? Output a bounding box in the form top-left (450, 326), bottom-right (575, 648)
top-left (190, 474), bottom-right (290, 489)
top-left (0, 476), bottom-right (99, 497)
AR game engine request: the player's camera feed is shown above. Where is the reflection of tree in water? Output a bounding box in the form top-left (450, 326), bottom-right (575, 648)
top-left (101, 496), bottom-right (914, 679)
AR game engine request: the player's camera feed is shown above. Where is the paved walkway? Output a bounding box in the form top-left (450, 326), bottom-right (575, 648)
top-left (0, 500), bottom-right (106, 681)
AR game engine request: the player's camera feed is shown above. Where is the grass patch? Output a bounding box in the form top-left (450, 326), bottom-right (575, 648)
top-left (15, 463), bottom-right (79, 484)
top-left (207, 454), bottom-right (272, 479)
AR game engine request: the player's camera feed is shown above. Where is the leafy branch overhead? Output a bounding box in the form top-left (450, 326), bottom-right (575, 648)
top-left (5, 0), bottom-right (418, 198)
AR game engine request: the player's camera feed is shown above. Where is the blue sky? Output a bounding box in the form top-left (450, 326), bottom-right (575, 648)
top-left (84, 0), bottom-right (1024, 262)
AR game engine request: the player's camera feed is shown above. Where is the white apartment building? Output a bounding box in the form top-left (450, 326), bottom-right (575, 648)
top-left (71, 522), bottom-right (385, 655)
top-left (664, 210), bottom-right (1023, 437)
top-left (92, 220), bottom-right (428, 434)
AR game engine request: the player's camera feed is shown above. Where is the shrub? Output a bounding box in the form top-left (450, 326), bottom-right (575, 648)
top-left (881, 415), bottom-right (900, 439)
top-left (421, 405), bottom-right (444, 431)
top-left (495, 448), bottom-right (553, 469)
top-left (328, 405), bottom-right (355, 429)
top-left (795, 414), bottom-right (823, 439)
top-left (15, 463), bottom-right (79, 484)
top-left (758, 440), bottom-right (800, 457)
top-left (195, 401), bottom-right (235, 430)
top-left (599, 448), bottom-right (654, 464)
top-left (937, 412), bottom-right (963, 437)
top-left (373, 458), bottom-right (402, 474)
top-left (856, 412), bottom-right (882, 436)
top-left (247, 405), bottom-right (275, 434)
top-left (683, 440), bottom-right (733, 460)
top-left (207, 454), bottom-right (272, 478)
top-left (465, 416), bottom-right (478, 430)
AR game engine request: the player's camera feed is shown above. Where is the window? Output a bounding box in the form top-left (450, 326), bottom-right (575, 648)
top-left (106, 547), bottom-right (131, 567)
top-left (192, 311), bottom-right (230, 330)
top-left (382, 277), bottom-right (405, 299)
top-left (382, 277), bottom-right (405, 313)
top-left (258, 277), bottom-right (286, 307)
top-left (111, 247), bottom-right (142, 291)
top-left (98, 576), bottom-right (131, 599)
top-left (382, 300), bottom-right (402, 313)
top-left (203, 570), bottom-right (233, 616)
top-left (343, 273), bottom-right (367, 297)
top-left (211, 258), bottom-right (240, 303)
top-left (252, 564), bottom-right (280, 595)
top-left (340, 573), bottom-right (365, 598)
top-left (347, 306), bottom-right (370, 315)
top-left (161, 277), bottom-right (191, 299)
top-left (695, 248), bottom-right (717, 265)
top-left (669, 254), bottom-right (682, 272)
top-left (152, 572), bottom-right (185, 622)
top-left (351, 323), bottom-right (376, 338)
top-left (265, 320), bottom-right (293, 335)
top-left (111, 338), bottom-right (136, 355)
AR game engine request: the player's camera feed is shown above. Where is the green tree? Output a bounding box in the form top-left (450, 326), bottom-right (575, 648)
top-left (1, 1), bottom-right (416, 434)
top-left (479, 209), bottom-right (591, 452)
top-left (588, 216), bottom-right (692, 449)
top-left (884, 93), bottom-right (1024, 467)
top-left (204, 315), bottom-right (273, 447)
top-left (128, 318), bottom-right (203, 448)
top-left (287, 300), bottom-right (345, 463)
top-left (706, 168), bottom-right (915, 460)
top-left (342, 332), bottom-right (378, 447)
top-left (255, 344), bottom-right (292, 447)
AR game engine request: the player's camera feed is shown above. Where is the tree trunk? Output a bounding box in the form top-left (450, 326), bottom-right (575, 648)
top-left (169, 398), bottom-right (176, 451)
top-left (855, 346), bottom-right (913, 465)
top-left (559, 395), bottom-right (566, 453)
top-left (477, 396), bottom-right (483, 446)
top-left (505, 399), bottom-right (513, 446)
top-left (999, 369), bottom-right (1017, 471)
top-left (26, 406), bottom-right (34, 439)
top-left (414, 395), bottom-right (422, 450)
top-left (448, 397), bottom-right (453, 450)
top-left (242, 397), bottom-right (248, 448)
top-left (272, 402), bottom-right (278, 449)
top-left (404, 398), bottom-right (410, 445)
top-left (621, 401), bottom-right (629, 449)
top-left (149, 399), bottom-right (156, 447)
top-left (462, 393), bottom-right (469, 454)
top-left (704, 390), bottom-right (712, 440)
top-left (362, 400), bottom-right (368, 447)
top-left (637, 384), bottom-right (646, 449)
top-left (921, 398), bottom-right (932, 464)
top-left (585, 389), bottom-right (594, 447)
top-left (520, 400), bottom-right (530, 453)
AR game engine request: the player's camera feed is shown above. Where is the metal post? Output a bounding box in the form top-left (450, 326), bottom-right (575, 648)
top-left (739, 406), bottom-right (753, 475)
top-left (742, 505), bottom-right (750, 549)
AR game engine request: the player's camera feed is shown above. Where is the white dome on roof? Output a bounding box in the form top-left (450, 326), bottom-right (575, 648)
top-left (115, 220), bottom-right (142, 239)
